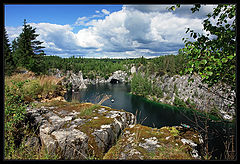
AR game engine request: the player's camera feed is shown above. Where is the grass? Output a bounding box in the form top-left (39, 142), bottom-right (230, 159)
top-left (5, 72), bottom-right (66, 103)
top-left (79, 104), bottom-right (101, 116)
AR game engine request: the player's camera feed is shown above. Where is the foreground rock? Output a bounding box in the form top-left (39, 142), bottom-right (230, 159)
top-left (25, 101), bottom-right (136, 159)
top-left (103, 124), bottom-right (204, 160)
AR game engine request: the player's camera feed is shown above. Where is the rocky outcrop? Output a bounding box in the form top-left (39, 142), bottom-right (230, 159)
top-left (64, 71), bottom-right (87, 92)
top-left (130, 66), bottom-right (136, 74)
top-left (107, 70), bottom-right (128, 83)
top-left (148, 73), bottom-right (235, 121)
top-left (24, 100), bottom-right (206, 160)
top-left (103, 124), bottom-right (204, 160)
top-left (49, 69), bottom-right (131, 88)
top-left (25, 101), bottom-right (136, 159)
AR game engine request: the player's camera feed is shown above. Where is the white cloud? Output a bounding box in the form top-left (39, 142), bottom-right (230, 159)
top-left (29, 23), bottom-right (79, 51)
top-left (74, 16), bottom-right (89, 26)
top-left (5, 26), bottom-right (22, 42)
top-left (6, 5), bottom-right (220, 58)
top-left (76, 27), bottom-right (103, 48)
top-left (101, 9), bottom-right (110, 15)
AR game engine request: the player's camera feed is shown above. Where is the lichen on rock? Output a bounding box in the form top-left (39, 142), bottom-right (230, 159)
top-left (25, 101), bottom-right (136, 159)
top-left (103, 124), bottom-right (204, 160)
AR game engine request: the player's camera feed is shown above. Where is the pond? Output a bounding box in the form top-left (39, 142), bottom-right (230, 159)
top-left (64, 83), bottom-right (235, 160)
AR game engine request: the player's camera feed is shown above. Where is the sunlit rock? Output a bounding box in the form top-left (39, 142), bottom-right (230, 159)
top-left (103, 124), bottom-right (205, 160)
top-left (25, 101), bottom-right (136, 159)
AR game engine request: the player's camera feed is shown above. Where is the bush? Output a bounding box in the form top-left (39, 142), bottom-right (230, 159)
top-left (4, 80), bottom-right (28, 158)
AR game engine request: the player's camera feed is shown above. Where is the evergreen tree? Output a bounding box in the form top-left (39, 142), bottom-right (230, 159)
top-left (13, 19), bottom-right (45, 72)
top-left (4, 27), bottom-right (16, 76)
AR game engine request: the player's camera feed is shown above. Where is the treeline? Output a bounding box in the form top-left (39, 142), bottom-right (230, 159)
top-left (41, 54), bottom-right (186, 80)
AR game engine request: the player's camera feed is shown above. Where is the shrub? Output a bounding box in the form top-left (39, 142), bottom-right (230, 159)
top-left (4, 80), bottom-right (28, 158)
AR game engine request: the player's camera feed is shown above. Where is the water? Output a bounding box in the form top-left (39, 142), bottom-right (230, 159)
top-left (65, 83), bottom-right (190, 127)
top-left (64, 83), bottom-right (235, 160)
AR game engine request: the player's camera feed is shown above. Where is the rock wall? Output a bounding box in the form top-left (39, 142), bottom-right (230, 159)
top-left (49, 69), bottom-right (130, 88)
top-left (107, 70), bottom-right (128, 83)
top-left (66, 71), bottom-right (87, 91)
top-left (148, 73), bottom-right (235, 120)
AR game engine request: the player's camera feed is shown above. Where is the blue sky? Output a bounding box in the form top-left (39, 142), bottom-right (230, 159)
top-left (5, 4), bottom-right (123, 33)
top-left (5, 4), bottom-right (218, 58)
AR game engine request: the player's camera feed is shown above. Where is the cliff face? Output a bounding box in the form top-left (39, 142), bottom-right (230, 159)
top-left (50, 69), bottom-right (129, 91)
top-left (149, 73), bottom-right (235, 121)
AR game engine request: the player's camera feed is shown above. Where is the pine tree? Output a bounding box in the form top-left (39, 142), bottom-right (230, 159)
top-left (13, 19), bottom-right (45, 72)
top-left (4, 27), bottom-right (16, 76)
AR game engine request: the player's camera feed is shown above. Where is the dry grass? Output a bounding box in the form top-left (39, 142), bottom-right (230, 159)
top-left (5, 72), bottom-right (66, 103)
top-left (5, 71), bottom-right (35, 86)
top-left (39, 75), bottom-right (65, 86)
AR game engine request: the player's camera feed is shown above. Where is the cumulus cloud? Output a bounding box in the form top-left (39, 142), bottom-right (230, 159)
top-left (6, 5), bottom-right (219, 58)
top-left (5, 26), bottom-right (22, 41)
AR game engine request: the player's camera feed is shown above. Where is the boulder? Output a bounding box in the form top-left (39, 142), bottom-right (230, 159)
top-left (103, 124), bottom-right (204, 160)
top-left (25, 101), bottom-right (136, 159)
top-left (130, 66), bottom-right (136, 74)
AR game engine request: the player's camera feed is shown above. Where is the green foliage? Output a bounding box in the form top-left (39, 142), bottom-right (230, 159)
top-left (11, 19), bottom-right (45, 74)
top-left (4, 80), bottom-right (28, 158)
top-left (173, 83), bottom-right (179, 96)
top-left (22, 79), bottom-right (42, 99)
top-left (180, 5), bottom-right (236, 93)
top-left (4, 27), bottom-right (16, 76)
top-left (131, 73), bottom-right (152, 97)
top-left (147, 54), bottom-right (186, 76)
top-left (151, 85), bottom-right (163, 98)
top-left (173, 97), bottom-right (187, 108)
top-left (79, 104), bottom-right (101, 116)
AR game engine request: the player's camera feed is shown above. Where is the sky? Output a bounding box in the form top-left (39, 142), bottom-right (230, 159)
top-left (4, 4), bottom-right (217, 58)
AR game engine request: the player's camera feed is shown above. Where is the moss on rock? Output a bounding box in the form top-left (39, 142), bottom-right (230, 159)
top-left (103, 124), bottom-right (204, 160)
top-left (26, 101), bottom-right (136, 159)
